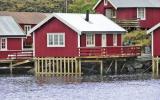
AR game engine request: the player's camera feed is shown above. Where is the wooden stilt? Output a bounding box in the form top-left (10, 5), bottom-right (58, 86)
top-left (56, 58), bottom-right (59, 75)
top-left (10, 61), bottom-right (13, 76)
top-left (100, 60), bottom-right (103, 76)
top-left (60, 58), bottom-right (62, 76)
top-left (71, 58), bottom-right (74, 75)
top-left (156, 57), bottom-right (159, 76)
top-left (79, 59), bottom-right (81, 75)
top-left (37, 58), bottom-right (40, 74)
top-left (64, 58), bottom-right (66, 75)
top-left (41, 58), bottom-right (44, 74)
top-left (152, 57), bottom-right (155, 75)
top-left (45, 58), bottom-right (48, 74)
top-left (52, 58), bottom-right (55, 75)
top-left (115, 60), bottom-right (118, 74)
top-left (75, 59), bottom-right (78, 75)
top-left (48, 59), bottom-right (51, 74)
top-left (67, 57), bottom-right (70, 75)
top-left (34, 59), bottom-right (38, 74)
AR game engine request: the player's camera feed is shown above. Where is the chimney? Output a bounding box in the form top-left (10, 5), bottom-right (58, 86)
top-left (85, 10), bottom-right (89, 22)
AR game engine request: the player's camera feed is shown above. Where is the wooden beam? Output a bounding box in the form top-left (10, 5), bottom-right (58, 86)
top-left (100, 60), bottom-right (103, 76)
top-left (115, 60), bottom-right (118, 74)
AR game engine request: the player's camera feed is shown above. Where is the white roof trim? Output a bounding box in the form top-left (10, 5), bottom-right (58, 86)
top-left (147, 23), bottom-right (160, 34)
top-left (27, 13), bottom-right (81, 36)
top-left (92, 0), bottom-right (102, 10)
top-left (108, 0), bottom-right (118, 9)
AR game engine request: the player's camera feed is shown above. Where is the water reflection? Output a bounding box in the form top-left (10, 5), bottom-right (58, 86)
top-left (35, 73), bottom-right (157, 85)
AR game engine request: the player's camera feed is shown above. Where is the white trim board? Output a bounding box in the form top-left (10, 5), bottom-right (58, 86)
top-left (147, 23), bottom-right (160, 34)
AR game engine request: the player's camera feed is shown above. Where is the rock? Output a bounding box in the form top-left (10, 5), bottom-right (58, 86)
top-left (126, 64), bottom-right (135, 73)
top-left (132, 61), bottom-right (143, 69)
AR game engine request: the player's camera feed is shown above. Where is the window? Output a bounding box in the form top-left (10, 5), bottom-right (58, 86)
top-left (104, 0), bottom-right (108, 5)
top-left (113, 34), bottom-right (117, 46)
top-left (1, 38), bottom-right (7, 50)
top-left (86, 34), bottom-right (95, 47)
top-left (137, 8), bottom-right (146, 20)
top-left (105, 9), bottom-right (116, 18)
top-left (24, 25), bottom-right (31, 34)
top-left (47, 33), bottom-right (65, 47)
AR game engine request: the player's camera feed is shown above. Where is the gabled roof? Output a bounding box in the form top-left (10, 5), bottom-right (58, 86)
top-left (0, 11), bottom-right (50, 24)
top-left (147, 23), bottom-right (160, 34)
top-left (93, 0), bottom-right (160, 10)
top-left (0, 16), bottom-right (25, 37)
top-left (28, 13), bottom-right (126, 35)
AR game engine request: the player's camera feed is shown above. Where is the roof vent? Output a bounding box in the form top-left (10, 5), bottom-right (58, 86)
top-left (85, 10), bottom-right (89, 22)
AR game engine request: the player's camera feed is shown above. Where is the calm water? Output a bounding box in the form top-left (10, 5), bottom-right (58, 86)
top-left (0, 74), bottom-right (160, 100)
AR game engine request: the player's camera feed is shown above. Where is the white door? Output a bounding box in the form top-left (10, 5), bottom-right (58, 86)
top-left (102, 34), bottom-right (106, 47)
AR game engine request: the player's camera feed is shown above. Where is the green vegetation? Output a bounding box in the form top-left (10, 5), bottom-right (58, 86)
top-left (0, 0), bottom-right (97, 13)
top-left (123, 30), bottom-right (151, 51)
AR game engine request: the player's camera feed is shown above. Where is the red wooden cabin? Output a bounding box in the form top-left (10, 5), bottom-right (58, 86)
top-left (93, 0), bottom-right (160, 29)
top-left (147, 23), bottom-right (160, 57)
top-left (0, 16), bottom-right (30, 59)
top-left (28, 13), bottom-right (141, 58)
top-left (0, 11), bottom-right (49, 49)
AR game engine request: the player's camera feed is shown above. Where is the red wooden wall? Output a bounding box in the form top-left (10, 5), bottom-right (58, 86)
top-left (153, 28), bottom-right (160, 57)
top-left (80, 34), bottom-right (122, 47)
top-left (0, 38), bottom-right (22, 59)
top-left (34, 18), bottom-right (78, 57)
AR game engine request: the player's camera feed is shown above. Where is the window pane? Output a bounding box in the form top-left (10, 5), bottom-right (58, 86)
top-left (54, 35), bottom-right (58, 45)
top-left (48, 35), bottom-right (53, 45)
top-left (86, 34), bottom-right (94, 46)
top-left (59, 35), bottom-right (64, 45)
top-left (1, 38), bottom-right (6, 49)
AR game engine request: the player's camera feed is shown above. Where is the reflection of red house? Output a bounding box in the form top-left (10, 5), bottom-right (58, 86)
top-left (147, 23), bottom-right (160, 57)
top-left (0, 11), bottom-right (49, 49)
top-left (93, 0), bottom-right (160, 29)
top-left (0, 16), bottom-right (25, 59)
top-left (28, 13), bottom-right (140, 58)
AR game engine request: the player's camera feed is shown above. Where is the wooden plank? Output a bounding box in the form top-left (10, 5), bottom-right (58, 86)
top-left (75, 59), bottom-right (78, 74)
top-left (157, 57), bottom-right (159, 76)
top-left (34, 59), bottom-right (38, 74)
top-left (52, 58), bottom-right (55, 75)
top-left (56, 58), bottom-right (59, 75)
top-left (67, 57), bottom-right (70, 75)
top-left (100, 60), bottom-right (103, 76)
top-left (48, 58), bottom-right (51, 74)
top-left (45, 58), bottom-right (48, 74)
top-left (60, 58), bottom-right (62, 75)
top-left (64, 57), bottom-right (66, 75)
top-left (79, 59), bottom-right (81, 75)
top-left (71, 58), bottom-right (74, 75)
top-left (41, 58), bottom-right (44, 74)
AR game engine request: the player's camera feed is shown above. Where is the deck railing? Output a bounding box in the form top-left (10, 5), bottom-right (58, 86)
top-left (78, 46), bottom-right (141, 57)
top-left (116, 19), bottom-right (140, 28)
top-left (7, 50), bottom-right (33, 60)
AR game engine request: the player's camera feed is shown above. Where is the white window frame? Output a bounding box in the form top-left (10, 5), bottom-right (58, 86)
top-left (47, 33), bottom-right (65, 47)
top-left (0, 38), bottom-right (7, 51)
top-left (113, 34), bottom-right (117, 46)
top-left (104, 0), bottom-right (108, 5)
top-left (137, 8), bottom-right (146, 20)
top-left (24, 25), bottom-right (32, 34)
top-left (86, 34), bottom-right (95, 47)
